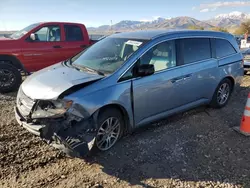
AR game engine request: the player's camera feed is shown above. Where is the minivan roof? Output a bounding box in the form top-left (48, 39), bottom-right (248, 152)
top-left (111, 30), bottom-right (233, 40)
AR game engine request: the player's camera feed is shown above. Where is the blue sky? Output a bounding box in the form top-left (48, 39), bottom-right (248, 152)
top-left (1, 0), bottom-right (250, 30)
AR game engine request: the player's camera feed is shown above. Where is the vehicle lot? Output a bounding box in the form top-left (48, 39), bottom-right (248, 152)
top-left (0, 76), bottom-right (250, 188)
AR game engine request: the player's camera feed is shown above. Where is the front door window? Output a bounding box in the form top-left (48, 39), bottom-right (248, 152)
top-left (33, 25), bottom-right (61, 42)
top-left (140, 40), bottom-right (176, 72)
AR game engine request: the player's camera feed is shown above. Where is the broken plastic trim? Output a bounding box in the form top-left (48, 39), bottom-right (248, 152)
top-left (31, 99), bottom-right (73, 119)
top-left (25, 101), bottom-right (100, 158)
top-left (38, 110), bottom-right (99, 158)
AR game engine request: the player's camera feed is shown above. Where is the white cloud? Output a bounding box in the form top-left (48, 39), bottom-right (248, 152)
top-left (196, 1), bottom-right (250, 12)
top-left (153, 16), bottom-right (161, 20)
top-left (140, 16), bottom-right (164, 22)
top-left (200, 8), bottom-right (209, 12)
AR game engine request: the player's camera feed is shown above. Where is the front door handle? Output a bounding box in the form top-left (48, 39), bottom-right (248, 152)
top-left (53, 45), bottom-right (62, 48)
top-left (183, 74), bottom-right (193, 80)
top-left (171, 77), bottom-right (183, 83)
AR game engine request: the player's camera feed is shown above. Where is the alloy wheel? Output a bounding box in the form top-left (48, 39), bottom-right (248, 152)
top-left (217, 83), bottom-right (230, 105)
top-left (96, 117), bottom-right (121, 151)
top-left (0, 69), bottom-right (15, 88)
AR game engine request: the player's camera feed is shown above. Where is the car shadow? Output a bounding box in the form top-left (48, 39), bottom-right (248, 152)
top-left (82, 85), bottom-right (250, 187)
top-left (0, 91), bottom-right (18, 99)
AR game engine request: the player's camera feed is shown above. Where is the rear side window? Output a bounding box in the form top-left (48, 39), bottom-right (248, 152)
top-left (178, 38), bottom-right (211, 65)
top-left (64, 25), bottom-right (83, 41)
top-left (215, 39), bottom-right (236, 58)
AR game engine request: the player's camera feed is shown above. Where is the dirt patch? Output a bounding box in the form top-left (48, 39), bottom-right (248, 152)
top-left (0, 76), bottom-right (250, 188)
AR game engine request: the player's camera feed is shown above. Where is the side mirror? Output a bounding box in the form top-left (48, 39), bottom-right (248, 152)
top-left (30, 33), bottom-right (36, 41)
top-left (137, 64), bottom-right (155, 77)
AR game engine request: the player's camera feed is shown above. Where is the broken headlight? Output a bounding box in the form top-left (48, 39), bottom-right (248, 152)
top-left (31, 99), bottom-right (73, 119)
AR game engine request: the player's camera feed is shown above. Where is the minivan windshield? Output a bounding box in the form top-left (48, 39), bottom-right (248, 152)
top-left (10, 23), bottom-right (40, 39)
top-left (71, 37), bottom-right (148, 74)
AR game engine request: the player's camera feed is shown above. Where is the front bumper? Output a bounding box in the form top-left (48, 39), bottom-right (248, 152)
top-left (15, 106), bottom-right (96, 158)
top-left (15, 107), bottom-right (42, 136)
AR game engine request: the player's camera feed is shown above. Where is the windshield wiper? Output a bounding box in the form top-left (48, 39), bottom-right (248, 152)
top-left (86, 66), bottom-right (105, 76)
top-left (73, 64), bottom-right (105, 76)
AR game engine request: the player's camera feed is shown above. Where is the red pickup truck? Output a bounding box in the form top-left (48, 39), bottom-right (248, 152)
top-left (0, 22), bottom-right (98, 93)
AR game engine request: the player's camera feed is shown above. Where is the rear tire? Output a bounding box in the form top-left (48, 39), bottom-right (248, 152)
top-left (210, 78), bottom-right (232, 108)
top-left (0, 63), bottom-right (21, 93)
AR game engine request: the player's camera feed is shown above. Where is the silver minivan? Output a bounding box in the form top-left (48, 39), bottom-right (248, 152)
top-left (15, 30), bottom-right (243, 157)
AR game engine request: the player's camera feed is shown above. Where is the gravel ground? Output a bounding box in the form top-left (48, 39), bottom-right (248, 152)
top-left (0, 76), bottom-right (250, 188)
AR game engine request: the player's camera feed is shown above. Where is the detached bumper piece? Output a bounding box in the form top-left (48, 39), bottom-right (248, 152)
top-left (15, 107), bottom-right (96, 158)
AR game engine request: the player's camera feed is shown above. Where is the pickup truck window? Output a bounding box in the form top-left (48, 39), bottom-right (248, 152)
top-left (10, 23), bottom-right (40, 39)
top-left (33, 26), bottom-right (61, 42)
top-left (71, 37), bottom-right (148, 74)
top-left (64, 25), bottom-right (83, 41)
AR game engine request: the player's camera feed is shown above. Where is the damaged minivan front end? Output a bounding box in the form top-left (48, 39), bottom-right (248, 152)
top-left (15, 35), bottom-right (148, 157)
top-left (15, 86), bottom-right (99, 157)
top-left (14, 60), bottom-right (107, 157)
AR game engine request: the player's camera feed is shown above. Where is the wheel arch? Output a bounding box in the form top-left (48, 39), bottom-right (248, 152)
top-left (95, 103), bottom-right (131, 135)
top-left (209, 75), bottom-right (235, 103)
top-left (223, 76), bottom-right (235, 91)
top-left (0, 54), bottom-right (26, 72)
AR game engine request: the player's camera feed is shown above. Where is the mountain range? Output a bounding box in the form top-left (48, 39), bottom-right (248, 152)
top-left (88, 11), bottom-right (250, 33)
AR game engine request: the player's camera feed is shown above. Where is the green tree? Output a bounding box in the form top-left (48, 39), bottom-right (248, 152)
top-left (234, 27), bottom-right (245, 35)
top-left (187, 25), bottom-right (204, 30)
top-left (211, 27), bottom-right (229, 33)
top-left (239, 20), bottom-right (250, 34)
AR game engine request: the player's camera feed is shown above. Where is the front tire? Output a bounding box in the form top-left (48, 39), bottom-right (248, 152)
top-left (94, 108), bottom-right (124, 152)
top-left (0, 63), bottom-right (21, 93)
top-left (210, 78), bottom-right (232, 108)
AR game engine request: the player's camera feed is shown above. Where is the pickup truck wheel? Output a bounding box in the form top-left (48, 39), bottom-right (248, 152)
top-left (0, 63), bottom-right (21, 93)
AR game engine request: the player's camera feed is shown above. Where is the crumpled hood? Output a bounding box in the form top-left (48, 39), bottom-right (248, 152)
top-left (21, 63), bottom-right (104, 100)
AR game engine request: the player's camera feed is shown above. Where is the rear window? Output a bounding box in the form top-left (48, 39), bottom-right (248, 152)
top-left (215, 39), bottom-right (236, 58)
top-left (64, 25), bottom-right (83, 41)
top-left (179, 38), bottom-right (211, 65)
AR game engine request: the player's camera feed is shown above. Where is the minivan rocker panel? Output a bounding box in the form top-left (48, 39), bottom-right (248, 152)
top-left (15, 30), bottom-right (244, 158)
